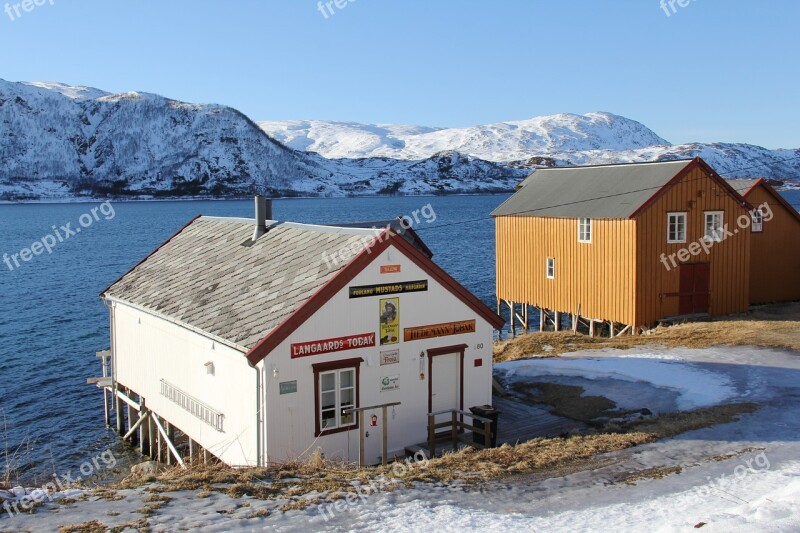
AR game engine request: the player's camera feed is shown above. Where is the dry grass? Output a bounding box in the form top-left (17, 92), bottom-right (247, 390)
top-left (622, 465), bottom-right (683, 485)
top-left (58, 522), bottom-right (108, 533)
top-left (117, 402), bottom-right (756, 515)
top-left (494, 301), bottom-right (800, 363)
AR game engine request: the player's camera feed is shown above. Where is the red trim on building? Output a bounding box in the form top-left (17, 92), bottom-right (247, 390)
top-left (629, 158), bottom-right (753, 219)
top-left (427, 344), bottom-right (467, 415)
top-left (245, 230), bottom-right (504, 365)
top-left (741, 178), bottom-right (800, 225)
top-left (313, 357), bottom-right (364, 438)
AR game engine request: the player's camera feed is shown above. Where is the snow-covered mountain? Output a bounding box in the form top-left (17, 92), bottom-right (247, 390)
top-left (258, 114), bottom-right (800, 182)
top-left (257, 113), bottom-right (669, 162)
top-left (0, 80), bottom-right (524, 201)
top-left (2, 79), bottom-right (798, 202)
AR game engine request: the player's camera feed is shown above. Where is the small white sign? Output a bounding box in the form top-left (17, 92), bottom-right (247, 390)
top-left (380, 349), bottom-right (400, 366)
top-left (381, 375), bottom-right (400, 391)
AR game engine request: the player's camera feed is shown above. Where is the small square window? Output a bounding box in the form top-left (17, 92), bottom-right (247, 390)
top-left (578, 218), bottom-right (592, 243)
top-left (667, 212), bottom-right (687, 243)
top-left (546, 258), bottom-right (555, 279)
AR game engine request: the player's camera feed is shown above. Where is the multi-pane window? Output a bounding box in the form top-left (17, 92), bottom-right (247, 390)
top-left (751, 208), bottom-right (764, 232)
top-left (704, 211), bottom-right (725, 242)
top-left (667, 212), bottom-right (687, 243)
top-left (578, 218), bottom-right (592, 243)
top-left (319, 368), bottom-right (356, 431)
top-left (546, 258), bottom-right (555, 279)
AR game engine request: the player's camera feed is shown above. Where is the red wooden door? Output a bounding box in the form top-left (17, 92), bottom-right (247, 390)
top-left (679, 263), bottom-right (711, 315)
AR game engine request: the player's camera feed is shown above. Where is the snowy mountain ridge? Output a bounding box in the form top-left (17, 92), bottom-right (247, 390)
top-left (258, 114), bottom-right (800, 183)
top-left (257, 113), bottom-right (670, 162)
top-left (0, 80), bottom-right (524, 201)
top-left (1, 79), bottom-right (798, 202)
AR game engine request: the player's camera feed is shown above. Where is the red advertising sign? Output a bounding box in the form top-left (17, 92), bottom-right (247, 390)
top-left (291, 333), bottom-right (376, 358)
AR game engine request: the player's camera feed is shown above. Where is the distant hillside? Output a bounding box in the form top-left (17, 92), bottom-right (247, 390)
top-left (1, 79), bottom-right (797, 202)
top-left (0, 80), bottom-right (524, 201)
top-left (259, 114), bottom-right (800, 182)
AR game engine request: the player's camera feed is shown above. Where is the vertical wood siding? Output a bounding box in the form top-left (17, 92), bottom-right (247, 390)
top-left (746, 186), bottom-right (800, 303)
top-left (635, 167), bottom-right (751, 325)
top-left (495, 216), bottom-right (637, 326)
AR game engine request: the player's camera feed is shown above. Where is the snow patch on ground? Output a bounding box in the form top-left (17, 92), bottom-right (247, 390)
top-left (345, 461), bottom-right (800, 532)
top-left (498, 349), bottom-right (737, 410)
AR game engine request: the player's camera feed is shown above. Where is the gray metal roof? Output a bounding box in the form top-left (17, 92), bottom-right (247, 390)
top-left (103, 217), bottom-right (382, 351)
top-left (492, 160), bottom-right (695, 219)
top-left (725, 179), bottom-right (760, 195)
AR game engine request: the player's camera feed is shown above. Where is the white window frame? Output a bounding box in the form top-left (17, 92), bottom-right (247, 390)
top-left (546, 258), bottom-right (555, 279)
top-left (751, 208), bottom-right (764, 233)
top-left (667, 212), bottom-right (687, 244)
top-left (319, 368), bottom-right (357, 432)
top-left (578, 218), bottom-right (592, 243)
top-left (704, 211), bottom-right (725, 242)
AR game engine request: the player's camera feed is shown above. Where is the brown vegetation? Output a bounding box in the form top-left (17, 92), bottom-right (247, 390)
top-left (118, 402), bottom-right (756, 514)
top-left (494, 301), bottom-right (800, 363)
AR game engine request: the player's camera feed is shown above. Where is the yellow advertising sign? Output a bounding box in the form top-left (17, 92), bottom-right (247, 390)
top-left (403, 320), bottom-right (476, 342)
top-left (379, 297), bottom-right (400, 345)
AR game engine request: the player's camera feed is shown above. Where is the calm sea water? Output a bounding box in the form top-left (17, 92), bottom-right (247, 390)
top-left (1, 191), bottom-right (797, 484)
top-left (0, 195), bottom-right (507, 484)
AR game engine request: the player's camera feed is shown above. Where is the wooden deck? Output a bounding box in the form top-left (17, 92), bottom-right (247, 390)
top-left (405, 393), bottom-right (587, 458)
top-left (493, 394), bottom-right (586, 445)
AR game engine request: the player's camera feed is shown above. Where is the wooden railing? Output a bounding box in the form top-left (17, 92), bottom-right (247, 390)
top-left (427, 409), bottom-right (493, 456)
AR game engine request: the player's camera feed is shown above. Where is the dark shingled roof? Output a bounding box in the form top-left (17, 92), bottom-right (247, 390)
top-left (492, 160), bottom-right (695, 219)
top-left (102, 217), bottom-right (383, 351)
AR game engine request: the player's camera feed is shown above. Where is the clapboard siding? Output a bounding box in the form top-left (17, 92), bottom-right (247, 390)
top-left (635, 166), bottom-right (751, 325)
top-left (495, 160), bottom-right (756, 331)
top-left (746, 185), bottom-right (800, 303)
top-left (495, 216), bottom-right (637, 326)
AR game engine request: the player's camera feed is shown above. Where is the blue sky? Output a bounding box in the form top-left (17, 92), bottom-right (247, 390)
top-left (1, 0), bottom-right (798, 148)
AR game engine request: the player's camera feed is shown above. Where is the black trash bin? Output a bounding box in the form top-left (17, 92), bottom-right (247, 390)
top-left (469, 405), bottom-right (500, 447)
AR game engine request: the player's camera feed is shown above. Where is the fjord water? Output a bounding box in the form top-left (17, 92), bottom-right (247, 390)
top-left (0, 195), bottom-right (506, 483)
top-left (2, 191), bottom-right (798, 484)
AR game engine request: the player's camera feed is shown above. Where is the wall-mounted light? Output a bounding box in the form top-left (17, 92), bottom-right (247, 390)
top-left (205, 361), bottom-right (215, 376)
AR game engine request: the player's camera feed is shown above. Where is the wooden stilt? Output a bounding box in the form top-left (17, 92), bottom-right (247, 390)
top-left (157, 420), bottom-right (162, 462)
top-left (539, 307), bottom-right (545, 332)
top-left (189, 439), bottom-right (195, 464)
top-left (147, 415), bottom-right (155, 459)
top-left (151, 414), bottom-right (185, 468)
top-left (589, 320), bottom-right (595, 338)
top-left (203, 448), bottom-right (209, 464)
top-left (125, 389), bottom-right (133, 441)
top-left (123, 410), bottom-right (149, 440)
top-left (554, 311), bottom-right (561, 332)
top-left (115, 389), bottom-right (124, 436)
top-left (166, 421), bottom-right (174, 466)
top-left (140, 409), bottom-right (151, 457)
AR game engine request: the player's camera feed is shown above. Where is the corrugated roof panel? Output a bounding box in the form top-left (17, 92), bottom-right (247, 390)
top-left (492, 160), bottom-right (694, 219)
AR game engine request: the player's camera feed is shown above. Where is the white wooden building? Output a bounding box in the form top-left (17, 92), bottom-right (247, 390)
top-left (98, 198), bottom-right (504, 467)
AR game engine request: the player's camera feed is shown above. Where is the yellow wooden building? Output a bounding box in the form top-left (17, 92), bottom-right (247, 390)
top-left (493, 158), bottom-right (759, 336)
top-left (727, 178), bottom-right (800, 304)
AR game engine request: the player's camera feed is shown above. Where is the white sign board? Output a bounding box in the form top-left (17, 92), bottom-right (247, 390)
top-left (380, 349), bottom-right (400, 366)
top-left (381, 375), bottom-right (400, 391)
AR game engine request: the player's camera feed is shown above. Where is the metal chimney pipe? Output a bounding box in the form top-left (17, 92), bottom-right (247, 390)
top-left (253, 195), bottom-right (272, 241)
